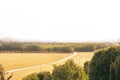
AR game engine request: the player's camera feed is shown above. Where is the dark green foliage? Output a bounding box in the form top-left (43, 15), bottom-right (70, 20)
top-left (37, 72), bottom-right (52, 80)
top-left (84, 61), bottom-right (90, 74)
top-left (75, 45), bottom-right (95, 52)
top-left (23, 59), bottom-right (88, 80)
top-left (89, 47), bottom-right (120, 80)
top-left (53, 46), bottom-right (74, 53)
top-left (52, 59), bottom-right (88, 80)
top-left (45, 48), bottom-right (53, 52)
top-left (25, 45), bottom-right (41, 52)
top-left (22, 72), bottom-right (52, 80)
top-left (22, 73), bottom-right (39, 80)
top-left (110, 57), bottom-right (120, 80)
top-left (84, 61), bottom-right (90, 80)
top-left (0, 43), bottom-right (22, 52)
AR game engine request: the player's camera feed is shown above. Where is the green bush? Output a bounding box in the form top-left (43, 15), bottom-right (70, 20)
top-left (37, 72), bottom-right (52, 80)
top-left (89, 47), bottom-right (120, 80)
top-left (22, 72), bottom-right (52, 80)
top-left (22, 73), bottom-right (39, 80)
top-left (23, 59), bottom-right (89, 80)
top-left (52, 59), bottom-right (88, 80)
top-left (84, 61), bottom-right (90, 74)
top-left (110, 57), bottom-right (120, 80)
top-left (84, 61), bottom-right (90, 80)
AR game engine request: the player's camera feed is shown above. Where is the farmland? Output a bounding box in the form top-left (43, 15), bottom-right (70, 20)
top-left (0, 53), bottom-right (72, 71)
top-left (0, 52), bottom-right (94, 80)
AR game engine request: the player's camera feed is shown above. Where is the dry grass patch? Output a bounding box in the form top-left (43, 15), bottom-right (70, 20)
top-left (71, 52), bottom-right (94, 66)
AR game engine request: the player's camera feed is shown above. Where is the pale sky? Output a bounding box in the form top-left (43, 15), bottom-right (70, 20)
top-left (0, 0), bottom-right (120, 42)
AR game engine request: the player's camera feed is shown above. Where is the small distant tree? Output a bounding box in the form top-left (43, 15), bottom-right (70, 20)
top-left (52, 59), bottom-right (88, 80)
top-left (0, 64), bottom-right (4, 80)
top-left (7, 73), bottom-right (13, 80)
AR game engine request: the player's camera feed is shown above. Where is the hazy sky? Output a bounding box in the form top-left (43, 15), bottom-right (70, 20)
top-left (0, 0), bottom-right (120, 42)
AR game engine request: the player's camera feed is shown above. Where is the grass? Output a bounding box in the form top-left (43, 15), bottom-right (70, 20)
top-left (0, 52), bottom-right (94, 80)
top-left (72, 52), bottom-right (94, 66)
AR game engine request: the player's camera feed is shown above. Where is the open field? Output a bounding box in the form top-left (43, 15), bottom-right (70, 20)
top-left (72, 52), bottom-right (94, 66)
top-left (0, 53), bottom-right (72, 71)
top-left (0, 52), bottom-right (94, 80)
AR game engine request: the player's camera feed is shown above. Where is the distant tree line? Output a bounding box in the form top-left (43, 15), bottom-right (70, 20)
top-left (0, 42), bottom-right (117, 53)
top-left (0, 43), bottom-right (74, 53)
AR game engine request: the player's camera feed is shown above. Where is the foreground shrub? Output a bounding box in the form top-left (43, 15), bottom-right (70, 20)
top-left (110, 57), bottom-right (120, 80)
top-left (52, 59), bottom-right (88, 80)
top-left (84, 61), bottom-right (90, 80)
top-left (89, 47), bottom-right (120, 80)
top-left (22, 73), bottom-right (39, 80)
top-left (84, 61), bottom-right (90, 74)
top-left (0, 64), bottom-right (4, 80)
top-left (23, 59), bottom-right (88, 80)
top-left (37, 72), bottom-right (52, 80)
top-left (23, 72), bottom-right (52, 80)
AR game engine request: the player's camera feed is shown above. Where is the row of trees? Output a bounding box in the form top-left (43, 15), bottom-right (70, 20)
top-left (0, 42), bottom-right (114, 53)
top-left (0, 43), bottom-right (74, 53)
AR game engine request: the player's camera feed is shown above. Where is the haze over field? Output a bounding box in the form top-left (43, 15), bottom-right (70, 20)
top-left (0, 0), bottom-right (120, 42)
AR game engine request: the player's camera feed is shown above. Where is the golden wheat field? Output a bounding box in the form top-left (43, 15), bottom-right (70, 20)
top-left (0, 52), bottom-right (94, 80)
